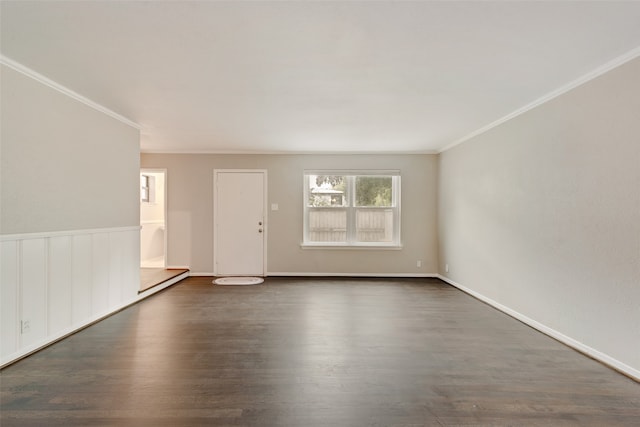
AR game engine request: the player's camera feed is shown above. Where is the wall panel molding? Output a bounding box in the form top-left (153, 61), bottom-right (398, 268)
top-left (0, 226), bottom-right (141, 242)
top-left (0, 227), bottom-right (140, 367)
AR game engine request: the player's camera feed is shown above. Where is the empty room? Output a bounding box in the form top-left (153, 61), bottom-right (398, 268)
top-left (1, 1), bottom-right (639, 425)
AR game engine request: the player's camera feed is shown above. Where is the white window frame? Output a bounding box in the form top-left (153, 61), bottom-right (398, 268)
top-left (302, 170), bottom-right (401, 249)
top-left (141, 174), bottom-right (150, 203)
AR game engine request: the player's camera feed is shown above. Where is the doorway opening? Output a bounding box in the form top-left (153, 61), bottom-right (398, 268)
top-left (140, 169), bottom-right (182, 293)
top-left (140, 169), bottom-right (167, 269)
top-left (140, 169), bottom-right (167, 268)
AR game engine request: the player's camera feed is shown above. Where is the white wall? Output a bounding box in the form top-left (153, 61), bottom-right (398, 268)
top-left (0, 63), bottom-right (141, 366)
top-left (140, 153), bottom-right (439, 276)
top-left (0, 66), bottom-right (140, 234)
top-left (438, 58), bottom-right (640, 379)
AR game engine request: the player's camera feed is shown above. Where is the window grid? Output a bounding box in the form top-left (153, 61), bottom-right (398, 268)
top-left (303, 173), bottom-right (401, 247)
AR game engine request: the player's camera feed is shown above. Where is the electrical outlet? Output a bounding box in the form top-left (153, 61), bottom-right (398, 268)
top-left (445, 263), bottom-right (449, 273)
top-left (416, 260), bottom-right (422, 268)
top-left (21, 320), bottom-right (30, 334)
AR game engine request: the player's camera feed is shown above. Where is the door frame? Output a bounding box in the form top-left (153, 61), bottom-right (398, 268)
top-left (213, 169), bottom-right (268, 276)
top-left (140, 168), bottom-right (168, 268)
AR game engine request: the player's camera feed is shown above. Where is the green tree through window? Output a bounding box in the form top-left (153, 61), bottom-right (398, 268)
top-left (356, 176), bottom-right (392, 206)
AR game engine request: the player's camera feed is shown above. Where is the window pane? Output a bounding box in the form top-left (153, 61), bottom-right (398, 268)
top-left (308, 209), bottom-right (347, 242)
top-left (355, 176), bottom-right (392, 207)
top-left (308, 175), bottom-right (346, 207)
top-left (356, 209), bottom-right (393, 242)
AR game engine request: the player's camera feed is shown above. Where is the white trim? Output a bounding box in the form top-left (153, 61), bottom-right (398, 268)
top-left (266, 272), bottom-right (437, 278)
top-left (303, 169), bottom-right (401, 176)
top-left (0, 226), bottom-right (141, 242)
top-left (439, 45), bottom-right (640, 153)
top-left (190, 272), bottom-right (437, 278)
top-left (16, 240), bottom-right (23, 354)
top-left (137, 271), bottom-right (189, 299)
top-left (141, 149), bottom-right (438, 155)
top-left (300, 244), bottom-right (403, 250)
top-left (0, 55), bottom-right (141, 130)
top-left (437, 274), bottom-right (640, 382)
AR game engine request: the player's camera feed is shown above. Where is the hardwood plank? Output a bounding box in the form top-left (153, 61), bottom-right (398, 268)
top-left (1, 277), bottom-right (638, 426)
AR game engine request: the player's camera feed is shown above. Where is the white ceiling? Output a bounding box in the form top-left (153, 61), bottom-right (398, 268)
top-left (2, 1), bottom-right (640, 154)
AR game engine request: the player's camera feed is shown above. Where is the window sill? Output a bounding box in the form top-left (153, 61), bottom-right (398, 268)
top-left (300, 243), bottom-right (403, 251)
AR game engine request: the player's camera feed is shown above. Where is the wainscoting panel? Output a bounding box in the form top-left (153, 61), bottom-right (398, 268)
top-left (71, 234), bottom-right (92, 323)
top-left (1, 241), bottom-right (19, 359)
top-left (120, 229), bottom-right (140, 303)
top-left (108, 231), bottom-right (125, 310)
top-left (20, 239), bottom-right (48, 348)
top-left (91, 232), bottom-right (110, 316)
top-left (48, 236), bottom-right (73, 336)
top-left (0, 226), bottom-right (140, 367)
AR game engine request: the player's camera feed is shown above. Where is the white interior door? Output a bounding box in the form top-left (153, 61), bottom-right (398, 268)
top-left (214, 170), bottom-right (266, 276)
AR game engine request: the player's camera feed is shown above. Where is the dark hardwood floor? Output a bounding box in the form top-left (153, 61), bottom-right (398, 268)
top-left (1, 277), bottom-right (638, 426)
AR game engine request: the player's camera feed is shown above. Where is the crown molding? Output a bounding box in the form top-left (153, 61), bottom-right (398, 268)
top-left (438, 45), bottom-right (640, 154)
top-left (0, 54), bottom-right (141, 130)
top-left (140, 149), bottom-right (439, 155)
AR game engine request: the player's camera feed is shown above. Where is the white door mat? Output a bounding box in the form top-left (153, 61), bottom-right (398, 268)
top-left (213, 277), bottom-right (264, 286)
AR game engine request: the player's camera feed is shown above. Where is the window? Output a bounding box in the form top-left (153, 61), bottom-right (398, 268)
top-left (303, 171), bottom-right (401, 247)
top-left (140, 174), bottom-right (155, 203)
top-left (141, 175), bottom-right (150, 203)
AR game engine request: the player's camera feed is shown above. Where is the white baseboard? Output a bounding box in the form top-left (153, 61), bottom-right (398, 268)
top-left (1, 271), bottom-right (189, 369)
top-left (189, 272), bottom-right (438, 278)
top-left (137, 271), bottom-right (190, 299)
top-left (437, 274), bottom-right (640, 382)
top-left (0, 303), bottom-right (136, 369)
top-left (267, 272), bottom-right (438, 278)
